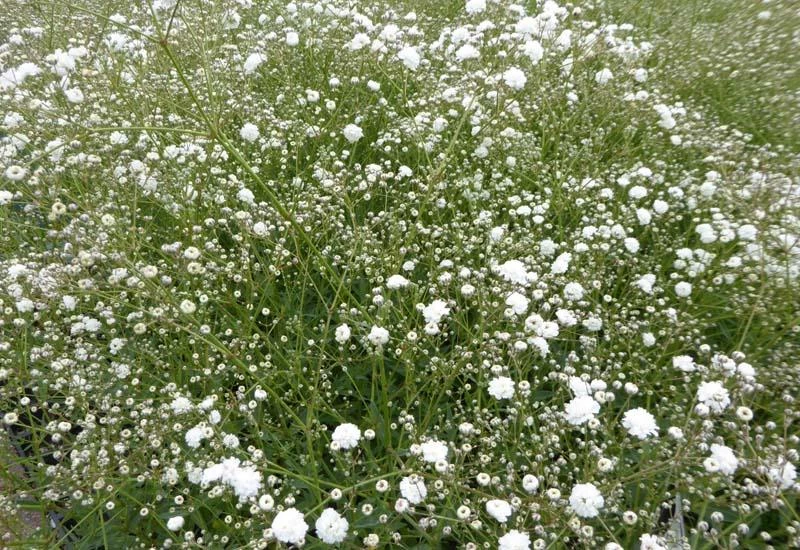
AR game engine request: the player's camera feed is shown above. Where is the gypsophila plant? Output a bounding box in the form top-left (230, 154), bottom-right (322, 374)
top-left (0, 0), bottom-right (799, 548)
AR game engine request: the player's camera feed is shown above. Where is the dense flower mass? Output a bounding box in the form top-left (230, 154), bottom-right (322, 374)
top-left (0, 0), bottom-right (798, 547)
top-left (272, 508), bottom-right (309, 544)
top-left (622, 408), bottom-right (659, 439)
top-left (399, 475), bottom-right (428, 505)
top-left (331, 422), bottom-right (362, 450)
top-left (499, 529), bottom-right (532, 550)
top-left (569, 483), bottom-right (605, 518)
top-left (486, 499), bottom-right (514, 523)
top-left (314, 508), bottom-right (349, 545)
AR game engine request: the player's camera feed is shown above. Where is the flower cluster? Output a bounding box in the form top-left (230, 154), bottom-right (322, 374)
top-left (0, 0), bottom-right (798, 548)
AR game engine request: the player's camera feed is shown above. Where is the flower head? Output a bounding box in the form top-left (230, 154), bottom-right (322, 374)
top-left (315, 508), bottom-right (349, 544)
top-left (399, 475), bottom-right (427, 504)
top-left (621, 408), bottom-right (659, 439)
top-left (569, 483), bottom-right (604, 518)
top-left (331, 423), bottom-right (361, 450)
top-left (564, 395), bottom-right (600, 426)
top-left (485, 499), bottom-right (513, 522)
top-left (272, 508), bottom-right (308, 545)
top-left (488, 376), bottom-right (516, 400)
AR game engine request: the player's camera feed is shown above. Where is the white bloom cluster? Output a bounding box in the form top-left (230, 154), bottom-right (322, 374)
top-left (199, 457), bottom-right (263, 500)
top-left (0, 0), bottom-right (797, 547)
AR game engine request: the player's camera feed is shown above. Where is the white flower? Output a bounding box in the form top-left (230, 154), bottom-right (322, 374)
top-left (668, 427), bottom-right (684, 440)
top-left (595, 68), bottom-right (613, 85)
top-left (399, 475), bottom-right (427, 504)
top-left (624, 238), bottom-right (640, 253)
top-left (237, 187), bottom-right (255, 204)
top-left (498, 530), bottom-right (531, 550)
top-left (0, 62), bottom-right (41, 91)
top-left (563, 282), bottom-right (584, 301)
top-left (243, 53), bottom-right (265, 75)
top-left (490, 226), bottom-right (505, 242)
top-left (488, 376), bottom-right (516, 400)
top-left (583, 316), bottom-right (603, 332)
top-left (737, 224), bottom-right (758, 241)
top-left (394, 498), bottom-right (410, 513)
top-left (397, 46), bottom-right (421, 70)
top-left (335, 323), bottom-right (351, 344)
top-left (551, 252), bottom-right (571, 274)
top-left (331, 423), bottom-right (361, 450)
top-left (768, 460), bottom-right (797, 490)
top-left (239, 123), bottom-right (260, 142)
top-left (285, 32), bottom-right (299, 46)
top-left (221, 433), bottom-right (239, 449)
top-left (555, 30), bottom-right (572, 50)
top-left (455, 44), bottom-right (480, 61)
top-left (674, 281), bottom-right (692, 297)
top-left (522, 40), bottom-right (543, 64)
top-left (526, 315), bottom-right (559, 339)
top-left (348, 33), bottom-right (371, 51)
top-left (629, 185), bottom-right (648, 199)
top-left (495, 260), bottom-right (531, 286)
top-left (697, 381), bottom-right (730, 413)
top-left (228, 466), bottom-right (262, 500)
top-left (184, 426), bottom-right (206, 448)
top-left (556, 308), bottom-right (577, 326)
top-left (736, 406), bottom-right (753, 421)
top-left (569, 376), bottom-right (592, 397)
top-left (652, 199), bottom-right (669, 214)
top-left (386, 274), bottom-right (410, 289)
top-left (621, 408), bottom-right (659, 439)
top-left (485, 499), bottom-right (512, 522)
top-left (342, 124), bottom-right (364, 143)
top-left (506, 292), bottom-right (529, 314)
top-left (564, 395), bottom-right (600, 426)
top-left (640, 534), bottom-right (667, 550)
top-left (4, 165), bottom-right (27, 181)
top-left (315, 508), bottom-right (349, 544)
top-left (166, 516), bottom-right (184, 531)
top-left (598, 458), bottom-right (614, 472)
top-left (703, 457), bottom-right (720, 473)
top-left (422, 299), bottom-right (450, 325)
top-left (170, 396), bottom-right (193, 414)
top-left (253, 222), bottom-right (268, 236)
top-left (420, 440), bottom-right (448, 463)
top-left (465, 0), bottom-right (486, 14)
top-left (256, 494), bottom-right (274, 511)
top-left (272, 508), bottom-right (308, 544)
top-left (367, 325), bottom-right (390, 346)
top-left (737, 362), bottom-right (756, 378)
top-left (569, 483), bottom-right (604, 518)
top-left (200, 457), bottom-right (262, 500)
top-left (503, 67), bottom-right (527, 90)
top-left (673, 355), bottom-right (696, 372)
top-left (222, 10), bottom-right (240, 29)
top-left (515, 17), bottom-right (537, 35)
top-left (64, 88), bottom-right (84, 103)
top-left (709, 444), bottom-right (738, 475)
top-left (522, 474), bottom-right (539, 493)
